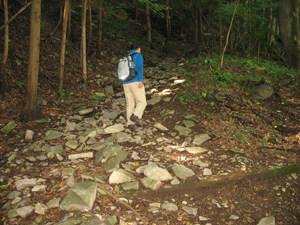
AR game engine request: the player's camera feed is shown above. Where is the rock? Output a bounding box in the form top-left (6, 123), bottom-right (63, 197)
top-left (185, 147), bottom-right (208, 154)
top-left (60, 181), bottom-right (97, 211)
top-left (161, 203), bottom-right (178, 211)
top-left (81, 174), bottom-right (107, 183)
top-left (46, 146), bottom-right (64, 154)
top-left (147, 95), bottom-right (161, 105)
top-left (7, 191), bottom-right (21, 200)
top-left (16, 179), bottom-right (36, 190)
top-left (182, 206), bottom-right (197, 216)
top-left (32, 185), bottom-right (47, 192)
top-left (62, 168), bottom-right (76, 176)
top-left (229, 215), bottom-right (239, 220)
top-left (103, 111), bottom-right (119, 120)
top-left (109, 169), bottom-right (134, 184)
top-left (257, 216), bottom-right (275, 225)
top-left (183, 120), bottom-right (195, 128)
top-left (144, 167), bottom-right (173, 181)
top-left (65, 122), bottom-right (76, 131)
top-left (154, 123), bottom-right (169, 131)
top-left (47, 198), bottom-right (61, 208)
top-left (16, 205), bottom-right (34, 218)
top-left (193, 134), bottom-right (211, 145)
top-left (25, 130), bottom-right (34, 142)
top-left (122, 182), bottom-right (139, 190)
top-left (104, 155), bottom-right (120, 173)
top-left (68, 152), bottom-right (93, 160)
top-left (172, 165), bottom-right (195, 178)
top-left (141, 177), bottom-right (161, 191)
top-left (1, 121), bottom-right (17, 134)
top-left (175, 125), bottom-right (192, 136)
top-left (252, 84), bottom-right (273, 99)
top-left (79, 108), bottom-right (93, 115)
top-left (34, 203), bottom-right (48, 215)
top-left (104, 124), bottom-right (124, 134)
top-left (66, 176), bottom-right (75, 187)
top-left (66, 140), bottom-right (79, 149)
top-left (203, 168), bottom-right (212, 176)
top-left (44, 130), bottom-right (64, 140)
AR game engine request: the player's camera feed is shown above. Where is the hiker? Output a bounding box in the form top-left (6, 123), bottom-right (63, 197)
top-left (122, 43), bottom-right (147, 131)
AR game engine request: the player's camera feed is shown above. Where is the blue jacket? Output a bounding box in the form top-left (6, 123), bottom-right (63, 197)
top-left (122, 50), bottom-right (144, 84)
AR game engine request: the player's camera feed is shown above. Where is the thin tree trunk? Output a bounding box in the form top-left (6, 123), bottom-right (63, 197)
top-left (82, 0), bottom-right (88, 85)
top-left (67, 0), bottom-right (71, 40)
top-left (1, 0), bottom-right (8, 88)
top-left (87, 5), bottom-right (92, 55)
top-left (59, 0), bottom-right (70, 91)
top-left (199, 8), bottom-right (204, 44)
top-left (145, 2), bottom-right (152, 46)
top-left (20, 0), bottom-right (42, 122)
top-left (219, 0), bottom-right (222, 54)
top-left (96, 3), bottom-right (103, 58)
top-left (195, 4), bottom-right (199, 55)
top-left (166, 0), bottom-right (171, 40)
top-left (220, 0), bottom-right (240, 68)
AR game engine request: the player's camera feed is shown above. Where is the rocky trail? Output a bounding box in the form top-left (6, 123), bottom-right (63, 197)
top-left (1, 57), bottom-right (300, 225)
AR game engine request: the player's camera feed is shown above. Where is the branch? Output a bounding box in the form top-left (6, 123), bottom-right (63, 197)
top-left (0, 1), bottom-right (31, 32)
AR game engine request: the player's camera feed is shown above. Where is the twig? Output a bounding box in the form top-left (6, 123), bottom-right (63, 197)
top-left (97, 184), bottom-right (148, 224)
top-left (0, 1), bottom-right (32, 32)
top-left (257, 146), bottom-right (299, 153)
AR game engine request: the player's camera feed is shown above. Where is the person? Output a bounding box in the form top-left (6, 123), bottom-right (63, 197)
top-left (122, 43), bottom-right (147, 131)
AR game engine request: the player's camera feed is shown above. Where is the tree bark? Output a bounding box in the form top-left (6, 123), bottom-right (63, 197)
top-left (96, 3), bottom-right (103, 58)
top-left (166, 0), bottom-right (171, 40)
top-left (199, 8), bottom-right (204, 44)
top-left (20, 0), bottom-right (42, 122)
top-left (87, 5), bottom-right (92, 55)
top-left (145, 2), bottom-right (152, 46)
top-left (1, 0), bottom-right (8, 90)
top-left (195, 3), bottom-right (199, 55)
top-left (59, 0), bottom-right (70, 91)
top-left (67, 0), bottom-right (71, 40)
top-left (278, 0), bottom-right (300, 69)
top-left (82, 0), bottom-right (88, 85)
top-left (219, 0), bottom-right (222, 54)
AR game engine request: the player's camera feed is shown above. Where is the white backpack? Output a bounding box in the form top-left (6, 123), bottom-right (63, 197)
top-left (117, 53), bottom-right (137, 82)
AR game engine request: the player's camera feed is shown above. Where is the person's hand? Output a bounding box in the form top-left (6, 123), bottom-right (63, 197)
top-left (138, 81), bottom-right (144, 88)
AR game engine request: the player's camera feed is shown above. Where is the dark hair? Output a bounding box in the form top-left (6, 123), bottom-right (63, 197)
top-left (131, 43), bottom-right (141, 50)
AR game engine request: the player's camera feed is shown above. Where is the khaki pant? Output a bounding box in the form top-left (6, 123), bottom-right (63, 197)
top-left (123, 82), bottom-right (147, 125)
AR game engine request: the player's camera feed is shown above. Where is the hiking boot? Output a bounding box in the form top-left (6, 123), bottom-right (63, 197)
top-left (130, 114), bottom-right (142, 127)
top-left (128, 124), bottom-right (135, 131)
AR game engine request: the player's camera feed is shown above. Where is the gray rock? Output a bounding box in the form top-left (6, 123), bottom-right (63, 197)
top-left (36, 154), bottom-right (48, 161)
top-left (32, 185), bottom-right (47, 192)
top-left (16, 179), bottom-right (36, 190)
top-left (122, 182), bottom-right (139, 190)
top-left (7, 191), bottom-right (21, 200)
top-left (104, 124), bottom-right (124, 134)
top-left (229, 215), bottom-right (239, 220)
top-left (62, 168), bottom-right (76, 176)
top-left (183, 120), bottom-right (195, 128)
top-left (109, 169), bottom-right (135, 184)
top-left (68, 152), bottom-right (93, 160)
top-left (25, 130), bottom-right (34, 142)
top-left (8, 153), bottom-right (17, 163)
top-left (54, 218), bottom-right (84, 225)
top-left (252, 84), bottom-right (273, 99)
top-left (1, 121), bottom-right (17, 134)
top-left (60, 181), bottom-right (98, 211)
top-left (81, 174), bottom-right (107, 183)
top-left (66, 140), bottom-right (79, 150)
top-left (16, 205), bottom-right (34, 218)
top-left (7, 209), bottom-right (18, 218)
top-left (147, 95), bottom-right (161, 105)
top-left (104, 155), bottom-right (120, 173)
top-left (66, 176), bottom-right (75, 187)
top-left (161, 203), bottom-right (178, 211)
top-left (154, 123), bottom-right (169, 131)
top-left (175, 125), bottom-right (192, 136)
top-left (141, 177), bottom-right (161, 190)
top-left (34, 203), bottom-right (48, 215)
top-left (203, 168), bottom-right (212, 176)
top-left (44, 130), bottom-right (64, 140)
top-left (257, 216), bottom-right (275, 225)
top-left (193, 134), bottom-right (211, 145)
top-left (65, 122), bottom-right (77, 131)
top-left (46, 146), bottom-right (64, 154)
top-left (144, 167), bottom-right (173, 181)
top-left (185, 147), bottom-right (208, 154)
top-left (47, 198), bottom-right (61, 208)
top-left (172, 165), bottom-right (195, 178)
top-left (182, 206), bottom-right (197, 216)
top-left (103, 111), bottom-right (119, 120)
top-left (79, 108), bottom-right (93, 115)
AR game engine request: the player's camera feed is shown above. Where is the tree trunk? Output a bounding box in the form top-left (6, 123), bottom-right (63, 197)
top-left (1, 0), bottom-right (8, 90)
top-left (67, 0), bottom-right (71, 40)
top-left (59, 0), bottom-right (70, 91)
top-left (96, 3), bottom-right (103, 58)
top-left (145, 2), bottom-right (152, 46)
top-left (87, 5), bottom-right (92, 55)
top-left (199, 8), bottom-right (204, 44)
top-left (195, 4), bottom-right (199, 55)
top-left (219, 0), bottom-right (222, 54)
top-left (81, 0), bottom-right (88, 85)
top-left (278, 0), bottom-right (300, 69)
top-left (20, 0), bottom-right (42, 122)
top-left (166, 0), bottom-right (171, 40)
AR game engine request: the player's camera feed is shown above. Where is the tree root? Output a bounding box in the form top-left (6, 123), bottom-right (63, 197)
top-left (97, 183), bottom-right (148, 224)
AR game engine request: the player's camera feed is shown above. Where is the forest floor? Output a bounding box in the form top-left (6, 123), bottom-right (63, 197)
top-left (1, 2), bottom-right (300, 224)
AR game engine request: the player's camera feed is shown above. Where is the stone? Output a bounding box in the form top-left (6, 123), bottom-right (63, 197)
top-left (182, 206), bottom-right (197, 216)
top-left (185, 147), bottom-right (208, 154)
top-left (172, 165), bottom-right (195, 178)
top-left (161, 203), bottom-right (178, 211)
top-left (175, 125), bottom-right (192, 136)
top-left (47, 198), bottom-right (61, 208)
top-left (60, 181), bottom-right (98, 211)
top-left (105, 86), bottom-right (114, 94)
top-left (16, 205), bottom-right (34, 218)
top-left (109, 169), bottom-right (135, 184)
top-left (141, 177), bottom-right (161, 191)
top-left (1, 121), bottom-right (17, 134)
top-left (46, 146), bottom-right (64, 154)
top-left (32, 185), bottom-right (47, 192)
top-left (44, 130), bottom-right (64, 140)
top-left (104, 124), bottom-right (124, 134)
top-left (79, 108), bottom-right (93, 115)
top-left (193, 134), bottom-right (211, 145)
top-left (203, 168), bottom-right (212, 176)
top-left (144, 167), bottom-right (173, 181)
top-left (183, 120), bottom-right (195, 128)
top-left (34, 203), bottom-right (48, 215)
top-left (16, 179), bottom-right (36, 190)
top-left (147, 95), bottom-right (161, 105)
top-left (66, 176), bottom-right (75, 187)
top-left (252, 84), bottom-right (273, 99)
top-left (62, 168), bottom-right (76, 176)
top-left (229, 215), bottom-right (239, 220)
top-left (25, 130), bottom-right (34, 142)
top-left (257, 216), bottom-right (275, 225)
top-left (7, 191), bottom-right (21, 200)
top-left (103, 111), bottom-right (119, 120)
top-left (36, 154), bottom-right (47, 161)
top-left (154, 123), bottom-right (169, 131)
top-left (81, 174), bottom-right (107, 183)
top-left (104, 155), bottom-right (120, 173)
top-left (122, 182), bottom-right (139, 190)
top-left (65, 122), bottom-right (76, 131)
top-left (68, 152), bottom-right (93, 160)
top-left (66, 140), bottom-right (79, 149)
